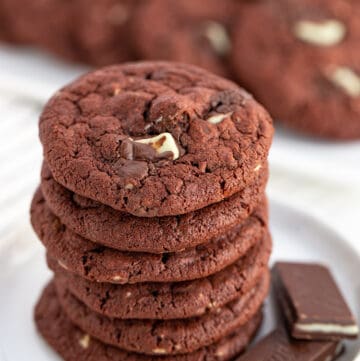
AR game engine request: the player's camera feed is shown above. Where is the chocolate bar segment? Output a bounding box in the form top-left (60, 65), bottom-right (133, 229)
top-left (273, 262), bottom-right (359, 340)
top-left (237, 328), bottom-right (342, 361)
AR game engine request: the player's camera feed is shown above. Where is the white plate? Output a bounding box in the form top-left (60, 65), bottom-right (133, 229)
top-left (0, 200), bottom-right (359, 360)
top-left (270, 126), bottom-right (360, 185)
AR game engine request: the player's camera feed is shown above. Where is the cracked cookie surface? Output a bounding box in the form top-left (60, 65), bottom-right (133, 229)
top-left (55, 271), bottom-right (269, 355)
top-left (41, 162), bottom-right (268, 253)
top-left (49, 234), bottom-right (271, 320)
top-left (35, 282), bottom-right (262, 361)
top-left (231, 0), bottom-right (360, 139)
top-left (31, 188), bottom-right (268, 283)
top-left (39, 61), bottom-right (273, 216)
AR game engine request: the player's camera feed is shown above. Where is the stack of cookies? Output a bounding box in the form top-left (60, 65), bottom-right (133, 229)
top-left (31, 62), bottom-right (274, 360)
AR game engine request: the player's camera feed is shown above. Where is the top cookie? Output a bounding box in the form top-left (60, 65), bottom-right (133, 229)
top-left (232, 0), bottom-right (360, 140)
top-left (39, 61), bottom-right (273, 217)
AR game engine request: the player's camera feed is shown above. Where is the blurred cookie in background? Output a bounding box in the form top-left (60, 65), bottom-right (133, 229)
top-left (0, 0), bottom-right (238, 75)
top-left (0, 1), bottom-right (13, 41)
top-left (71, 0), bottom-right (142, 66)
top-left (231, 0), bottom-right (360, 140)
top-left (0, 0), bottom-right (78, 61)
top-left (133, 0), bottom-right (236, 78)
top-left (0, 0), bottom-right (142, 65)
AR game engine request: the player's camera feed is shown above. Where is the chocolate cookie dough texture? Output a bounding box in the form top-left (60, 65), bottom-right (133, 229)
top-left (31, 61), bottom-right (274, 360)
top-left (231, 0), bottom-right (360, 139)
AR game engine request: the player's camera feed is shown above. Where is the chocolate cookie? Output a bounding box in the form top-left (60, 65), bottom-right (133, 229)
top-left (0, 0), bottom-right (78, 61)
top-left (31, 189), bottom-right (268, 284)
top-left (35, 282), bottom-right (262, 361)
top-left (55, 271), bottom-right (269, 355)
top-left (0, 1), bottom-right (13, 42)
top-left (39, 62), bottom-right (273, 216)
top-left (41, 162), bottom-right (268, 253)
top-left (49, 234), bottom-right (271, 319)
top-left (72, 0), bottom-right (139, 66)
top-left (232, 0), bottom-right (360, 139)
top-left (133, 0), bottom-right (236, 77)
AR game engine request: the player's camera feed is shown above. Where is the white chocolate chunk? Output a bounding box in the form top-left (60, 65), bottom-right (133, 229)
top-left (58, 260), bottom-right (68, 270)
top-left (328, 67), bottom-right (360, 97)
top-left (79, 334), bottom-right (91, 349)
top-left (254, 164), bottom-right (262, 172)
top-left (204, 21), bottom-right (231, 55)
top-left (112, 275), bottom-right (126, 282)
top-left (135, 133), bottom-right (180, 160)
top-left (152, 348), bottom-right (167, 354)
top-left (215, 346), bottom-right (227, 357)
top-left (113, 87), bottom-right (121, 95)
top-left (294, 20), bottom-right (346, 46)
top-left (295, 322), bottom-right (359, 336)
top-left (207, 112), bottom-right (233, 124)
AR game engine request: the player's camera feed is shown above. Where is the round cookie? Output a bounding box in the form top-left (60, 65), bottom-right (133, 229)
top-left (35, 282), bottom-right (262, 361)
top-left (133, 0), bottom-right (236, 77)
top-left (39, 62), bottom-right (273, 217)
top-left (32, 190), bottom-right (267, 284)
top-left (55, 271), bottom-right (269, 355)
top-left (49, 234), bottom-right (271, 319)
top-left (72, 0), bottom-right (139, 66)
top-left (232, 0), bottom-right (360, 140)
top-left (31, 188), bottom-right (268, 284)
top-left (41, 162), bottom-right (268, 253)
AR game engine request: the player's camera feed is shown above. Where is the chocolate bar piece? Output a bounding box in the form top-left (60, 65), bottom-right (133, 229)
top-left (237, 328), bottom-right (342, 360)
top-left (273, 262), bottom-right (359, 340)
